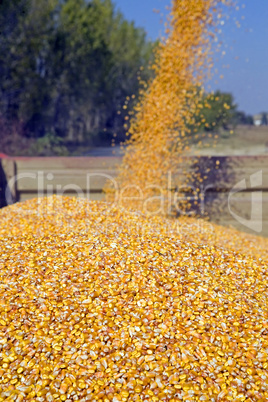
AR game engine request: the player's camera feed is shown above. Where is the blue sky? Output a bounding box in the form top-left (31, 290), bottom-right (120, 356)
top-left (113, 0), bottom-right (268, 115)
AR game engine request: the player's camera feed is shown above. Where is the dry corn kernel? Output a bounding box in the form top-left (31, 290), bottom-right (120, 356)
top-left (1, 196), bottom-right (267, 401)
top-left (0, 2), bottom-right (268, 401)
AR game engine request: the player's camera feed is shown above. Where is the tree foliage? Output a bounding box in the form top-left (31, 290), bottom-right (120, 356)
top-left (195, 90), bottom-right (237, 132)
top-left (232, 111), bottom-right (253, 126)
top-left (0, 0), bottom-right (155, 151)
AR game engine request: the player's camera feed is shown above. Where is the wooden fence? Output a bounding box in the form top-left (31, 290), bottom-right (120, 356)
top-left (0, 153), bottom-right (267, 237)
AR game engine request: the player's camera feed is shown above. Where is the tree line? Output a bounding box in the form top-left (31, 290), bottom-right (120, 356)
top-left (0, 0), bottom-right (155, 154)
top-left (0, 0), bottom-right (254, 156)
top-left (194, 90), bottom-right (253, 133)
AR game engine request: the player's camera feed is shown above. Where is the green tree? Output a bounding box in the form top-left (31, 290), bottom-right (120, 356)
top-left (0, 0), bottom-right (58, 136)
top-left (48, 0), bottom-right (114, 141)
top-left (0, 0), bottom-right (155, 151)
top-left (104, 5), bottom-right (156, 140)
top-left (231, 111), bottom-right (253, 126)
top-left (195, 90), bottom-right (237, 132)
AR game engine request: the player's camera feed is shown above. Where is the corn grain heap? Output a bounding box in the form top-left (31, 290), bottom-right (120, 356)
top-left (1, 197), bottom-right (268, 402)
top-left (1, 0), bottom-right (267, 401)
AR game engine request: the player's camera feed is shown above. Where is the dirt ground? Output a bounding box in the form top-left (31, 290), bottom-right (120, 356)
top-left (191, 125), bottom-right (268, 156)
top-left (86, 125), bottom-right (268, 157)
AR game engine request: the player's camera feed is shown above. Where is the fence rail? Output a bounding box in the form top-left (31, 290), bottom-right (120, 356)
top-left (0, 153), bottom-right (267, 237)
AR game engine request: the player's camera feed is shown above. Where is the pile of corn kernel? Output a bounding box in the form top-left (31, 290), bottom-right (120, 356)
top-left (1, 196), bottom-right (268, 402)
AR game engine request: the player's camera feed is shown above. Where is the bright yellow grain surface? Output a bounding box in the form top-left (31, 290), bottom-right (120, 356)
top-left (0, 1), bottom-right (264, 401)
top-left (0, 196), bottom-right (268, 401)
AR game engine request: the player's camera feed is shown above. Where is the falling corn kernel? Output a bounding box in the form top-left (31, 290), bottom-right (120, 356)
top-left (1, 0), bottom-right (267, 400)
top-left (106, 0), bottom-right (232, 216)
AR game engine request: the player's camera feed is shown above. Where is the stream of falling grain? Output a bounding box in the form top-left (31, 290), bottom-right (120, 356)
top-left (106, 0), bottom-right (232, 217)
